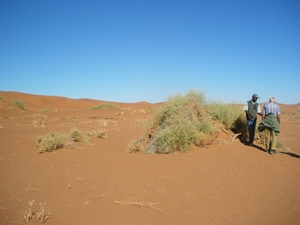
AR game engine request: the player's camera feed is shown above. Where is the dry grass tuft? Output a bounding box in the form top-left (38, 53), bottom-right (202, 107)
top-left (87, 129), bottom-right (107, 139)
top-left (70, 128), bottom-right (90, 144)
top-left (53, 116), bottom-right (79, 123)
top-left (23, 200), bottom-right (52, 224)
top-left (89, 103), bottom-right (121, 110)
top-left (127, 138), bottom-right (144, 153)
top-left (36, 132), bottom-right (66, 153)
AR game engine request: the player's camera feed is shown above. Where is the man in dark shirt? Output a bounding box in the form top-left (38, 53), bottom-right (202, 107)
top-left (243, 94), bottom-right (262, 145)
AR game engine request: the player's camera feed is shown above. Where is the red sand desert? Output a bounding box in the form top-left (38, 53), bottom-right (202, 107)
top-left (0, 91), bottom-right (299, 225)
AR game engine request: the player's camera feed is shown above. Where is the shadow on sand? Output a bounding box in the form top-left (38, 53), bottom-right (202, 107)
top-left (243, 142), bottom-right (300, 158)
top-left (280, 151), bottom-right (300, 158)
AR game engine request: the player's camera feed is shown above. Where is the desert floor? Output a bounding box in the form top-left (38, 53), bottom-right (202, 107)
top-left (0, 91), bottom-right (299, 225)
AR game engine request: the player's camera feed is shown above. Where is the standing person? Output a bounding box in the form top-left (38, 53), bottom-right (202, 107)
top-left (258, 97), bottom-right (280, 155)
top-left (243, 94), bottom-right (262, 145)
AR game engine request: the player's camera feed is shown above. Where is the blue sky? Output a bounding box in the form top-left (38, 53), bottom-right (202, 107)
top-left (1, 0), bottom-right (299, 104)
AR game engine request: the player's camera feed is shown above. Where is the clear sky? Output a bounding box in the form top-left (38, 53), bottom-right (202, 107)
top-left (1, 0), bottom-right (299, 104)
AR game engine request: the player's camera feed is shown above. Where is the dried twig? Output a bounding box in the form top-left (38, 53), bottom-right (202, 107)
top-left (232, 133), bottom-right (242, 142)
top-left (26, 184), bottom-right (44, 192)
top-left (145, 183), bottom-right (161, 195)
top-left (220, 125), bottom-right (231, 135)
top-left (111, 198), bottom-right (166, 214)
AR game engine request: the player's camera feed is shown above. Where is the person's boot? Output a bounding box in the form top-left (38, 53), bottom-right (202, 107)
top-left (269, 149), bottom-right (278, 155)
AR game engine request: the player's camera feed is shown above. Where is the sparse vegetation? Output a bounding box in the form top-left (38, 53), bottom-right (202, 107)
top-left (42, 108), bottom-right (49, 112)
top-left (87, 129), bottom-right (107, 139)
top-left (54, 116), bottom-right (79, 123)
top-left (13, 99), bottom-right (26, 110)
top-left (127, 139), bottom-right (144, 153)
top-left (89, 103), bottom-right (121, 110)
top-left (23, 200), bottom-right (52, 224)
top-left (36, 132), bottom-right (66, 153)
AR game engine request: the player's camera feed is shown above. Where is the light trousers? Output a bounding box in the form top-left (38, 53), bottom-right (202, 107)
top-left (264, 127), bottom-right (277, 150)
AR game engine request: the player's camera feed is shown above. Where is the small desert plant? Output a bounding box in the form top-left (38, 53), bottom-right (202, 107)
top-left (89, 103), bottom-right (121, 110)
top-left (42, 108), bottom-right (49, 112)
top-left (127, 139), bottom-right (144, 153)
top-left (70, 128), bottom-right (90, 143)
top-left (13, 99), bottom-right (26, 110)
top-left (36, 132), bottom-right (66, 153)
top-left (23, 200), bottom-right (52, 224)
top-left (87, 129), bottom-right (107, 139)
top-left (54, 116), bottom-right (79, 123)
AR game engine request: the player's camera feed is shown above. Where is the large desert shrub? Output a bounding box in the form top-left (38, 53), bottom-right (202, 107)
top-left (36, 132), bottom-right (66, 153)
top-left (208, 102), bottom-right (244, 130)
top-left (144, 90), bottom-right (215, 154)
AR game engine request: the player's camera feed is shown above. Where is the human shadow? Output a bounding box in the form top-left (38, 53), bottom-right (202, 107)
top-left (243, 141), bottom-right (267, 153)
top-left (251, 144), bottom-right (267, 153)
top-left (279, 151), bottom-right (300, 158)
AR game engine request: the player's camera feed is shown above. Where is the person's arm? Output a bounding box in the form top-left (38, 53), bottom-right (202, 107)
top-left (277, 114), bottom-right (280, 124)
top-left (261, 106), bottom-right (265, 120)
top-left (257, 104), bottom-right (262, 116)
top-left (245, 110), bottom-right (254, 119)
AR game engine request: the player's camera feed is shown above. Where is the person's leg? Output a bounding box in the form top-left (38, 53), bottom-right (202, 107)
top-left (247, 119), bottom-right (256, 144)
top-left (270, 130), bottom-right (278, 154)
top-left (264, 128), bottom-right (271, 152)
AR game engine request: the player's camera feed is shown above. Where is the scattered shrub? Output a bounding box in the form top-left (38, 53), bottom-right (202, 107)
top-left (70, 128), bottom-right (90, 143)
top-left (127, 139), bottom-right (144, 153)
top-left (87, 129), bottom-right (107, 139)
top-left (42, 108), bottom-right (49, 112)
top-left (89, 103), bottom-right (121, 110)
top-left (54, 116), bottom-right (79, 123)
top-left (36, 132), bottom-right (66, 153)
top-left (13, 99), bottom-right (26, 110)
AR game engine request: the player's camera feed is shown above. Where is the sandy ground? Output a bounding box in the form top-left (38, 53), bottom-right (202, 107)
top-left (0, 91), bottom-right (299, 225)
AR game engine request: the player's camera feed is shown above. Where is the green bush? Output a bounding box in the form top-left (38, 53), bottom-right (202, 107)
top-left (89, 104), bottom-right (121, 110)
top-left (144, 90), bottom-right (214, 154)
top-left (13, 99), bottom-right (25, 110)
top-left (36, 132), bottom-right (66, 153)
top-left (208, 102), bottom-right (244, 130)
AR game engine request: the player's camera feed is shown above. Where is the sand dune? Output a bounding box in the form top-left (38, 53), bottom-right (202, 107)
top-left (0, 91), bottom-right (299, 225)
